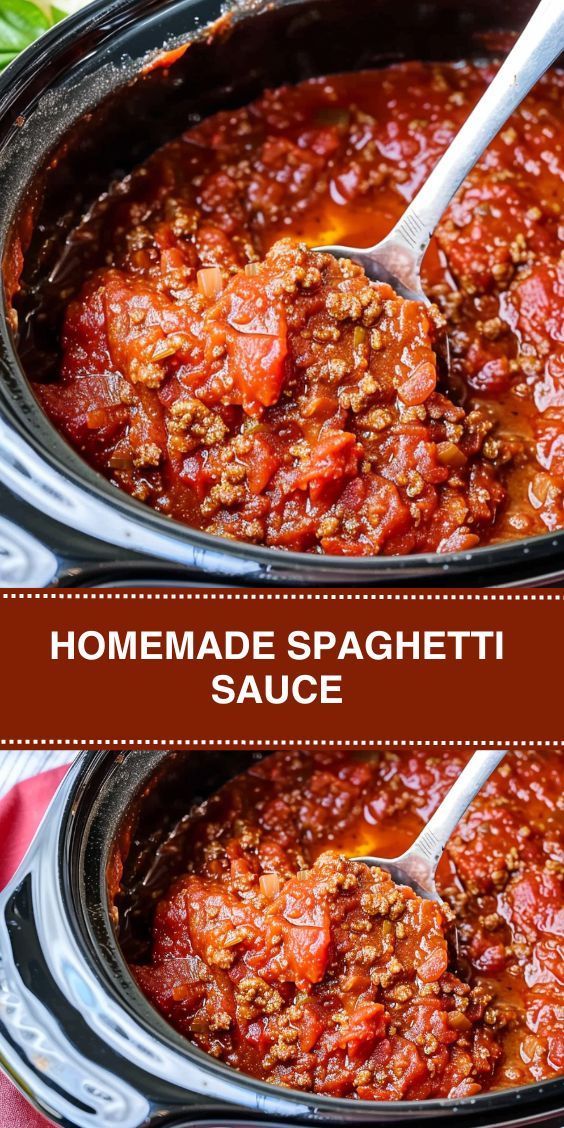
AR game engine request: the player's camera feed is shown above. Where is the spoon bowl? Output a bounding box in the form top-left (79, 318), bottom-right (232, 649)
top-left (354, 748), bottom-right (507, 903)
top-left (315, 237), bottom-right (427, 305)
top-left (317, 236), bottom-right (453, 377)
top-left (317, 0), bottom-right (563, 376)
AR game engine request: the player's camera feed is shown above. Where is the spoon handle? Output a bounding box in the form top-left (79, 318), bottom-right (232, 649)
top-left (400, 749), bottom-right (507, 886)
top-left (386, 0), bottom-right (564, 268)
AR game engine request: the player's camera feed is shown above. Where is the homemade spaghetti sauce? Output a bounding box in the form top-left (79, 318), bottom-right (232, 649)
top-left (35, 62), bottom-right (564, 555)
top-left (130, 747), bottom-right (564, 1101)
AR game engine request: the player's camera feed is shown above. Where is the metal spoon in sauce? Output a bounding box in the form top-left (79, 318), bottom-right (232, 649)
top-left (355, 748), bottom-right (507, 903)
top-left (319, 0), bottom-right (563, 346)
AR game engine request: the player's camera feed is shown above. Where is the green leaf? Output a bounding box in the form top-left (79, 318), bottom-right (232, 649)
top-left (0, 50), bottom-right (19, 68)
top-left (0, 0), bottom-right (64, 70)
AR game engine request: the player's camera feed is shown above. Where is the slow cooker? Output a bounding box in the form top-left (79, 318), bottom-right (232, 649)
top-left (1, 0), bottom-right (564, 587)
top-left (0, 749), bottom-right (563, 1127)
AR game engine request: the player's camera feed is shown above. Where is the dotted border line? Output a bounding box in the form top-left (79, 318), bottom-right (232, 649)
top-left (1, 592), bottom-right (563, 600)
top-left (1, 739), bottom-right (561, 748)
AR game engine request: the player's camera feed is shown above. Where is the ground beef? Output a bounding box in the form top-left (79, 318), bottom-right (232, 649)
top-left (128, 747), bottom-right (564, 1100)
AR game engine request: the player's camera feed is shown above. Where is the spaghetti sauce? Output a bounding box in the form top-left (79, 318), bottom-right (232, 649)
top-left (130, 747), bottom-right (564, 1101)
top-left (35, 62), bottom-right (564, 555)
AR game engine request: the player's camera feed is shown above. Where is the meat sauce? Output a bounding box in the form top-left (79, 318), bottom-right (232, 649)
top-left (130, 747), bottom-right (564, 1101)
top-left (35, 62), bottom-right (564, 556)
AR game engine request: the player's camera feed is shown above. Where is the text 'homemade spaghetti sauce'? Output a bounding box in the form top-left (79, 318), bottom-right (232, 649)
top-left (128, 748), bottom-right (563, 1101)
top-left (34, 62), bottom-right (564, 556)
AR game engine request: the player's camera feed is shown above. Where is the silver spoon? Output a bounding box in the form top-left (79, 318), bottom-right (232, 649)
top-left (355, 748), bottom-right (507, 902)
top-left (319, 0), bottom-right (563, 319)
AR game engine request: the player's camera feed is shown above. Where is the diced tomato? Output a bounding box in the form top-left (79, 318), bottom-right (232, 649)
top-left (37, 374), bottom-right (126, 448)
top-left (548, 1033), bottom-right (564, 1071)
top-left (467, 355), bottom-right (511, 396)
top-left (268, 874), bottom-right (332, 987)
top-left (203, 275), bottom-right (289, 415)
top-left (473, 942), bottom-right (507, 974)
top-left (417, 945), bottom-right (449, 983)
top-left (365, 477), bottom-right (411, 547)
top-left (226, 328), bottom-right (288, 414)
top-left (298, 1001), bottom-right (326, 1052)
top-left (246, 433), bottom-right (282, 494)
top-left (295, 431), bottom-right (361, 501)
top-left (398, 360), bottom-right (437, 406)
top-left (387, 1036), bottom-right (428, 1096)
top-left (320, 537), bottom-right (368, 556)
top-left (337, 1002), bottom-right (387, 1057)
top-left (103, 272), bottom-right (199, 387)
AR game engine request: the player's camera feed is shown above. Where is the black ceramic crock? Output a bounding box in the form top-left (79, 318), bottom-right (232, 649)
top-left (0, 0), bottom-right (564, 587)
top-left (0, 749), bottom-right (563, 1127)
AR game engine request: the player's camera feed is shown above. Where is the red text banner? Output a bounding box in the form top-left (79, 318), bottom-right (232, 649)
top-left (1, 589), bottom-right (560, 749)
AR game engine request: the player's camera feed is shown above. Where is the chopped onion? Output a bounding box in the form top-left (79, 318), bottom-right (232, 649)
top-left (197, 265), bottom-right (223, 299)
top-left (436, 441), bottom-right (467, 468)
top-left (259, 872), bottom-right (281, 899)
top-left (152, 339), bottom-right (179, 362)
top-left (108, 452), bottom-right (133, 470)
top-left (223, 928), bottom-right (246, 948)
top-left (244, 261), bottom-right (261, 276)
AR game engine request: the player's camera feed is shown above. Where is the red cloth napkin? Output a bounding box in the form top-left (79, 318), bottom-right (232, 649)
top-left (0, 766), bottom-right (69, 1127)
